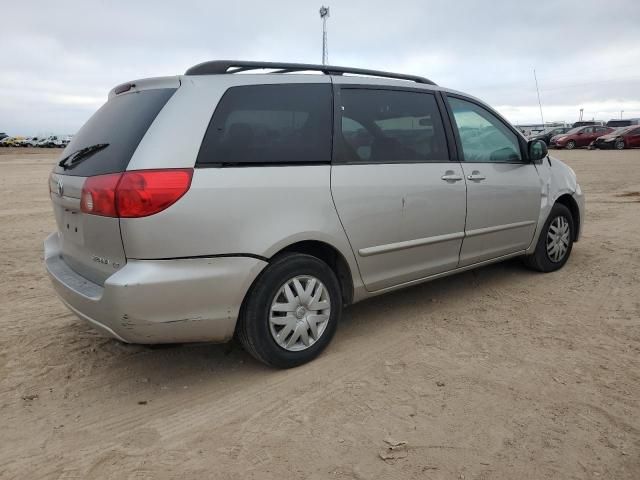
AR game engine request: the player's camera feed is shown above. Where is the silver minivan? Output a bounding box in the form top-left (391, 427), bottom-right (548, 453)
top-left (45, 61), bottom-right (584, 367)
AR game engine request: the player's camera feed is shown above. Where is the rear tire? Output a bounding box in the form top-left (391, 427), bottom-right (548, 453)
top-left (237, 253), bottom-right (342, 368)
top-left (524, 203), bottom-right (574, 273)
top-left (565, 140), bottom-right (576, 150)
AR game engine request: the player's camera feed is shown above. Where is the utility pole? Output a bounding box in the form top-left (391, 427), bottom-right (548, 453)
top-left (319, 6), bottom-right (330, 65)
top-left (621, 110), bottom-right (624, 119)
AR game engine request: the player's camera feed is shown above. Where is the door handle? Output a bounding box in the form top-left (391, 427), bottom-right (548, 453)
top-left (467, 170), bottom-right (486, 181)
top-left (441, 171), bottom-right (463, 182)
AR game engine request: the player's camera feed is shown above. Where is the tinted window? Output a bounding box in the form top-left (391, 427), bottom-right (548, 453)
top-left (607, 120), bottom-right (631, 127)
top-left (338, 89), bottom-right (448, 163)
top-left (53, 88), bottom-right (176, 176)
top-left (449, 97), bottom-right (522, 163)
top-left (197, 84), bottom-right (332, 165)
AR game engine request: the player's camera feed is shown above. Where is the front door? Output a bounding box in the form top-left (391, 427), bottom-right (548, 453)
top-left (331, 87), bottom-right (467, 291)
top-left (446, 95), bottom-right (541, 266)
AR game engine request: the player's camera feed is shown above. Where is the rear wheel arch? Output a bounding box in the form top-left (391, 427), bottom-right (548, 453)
top-left (555, 194), bottom-right (580, 241)
top-left (235, 240), bottom-right (354, 345)
top-left (275, 240), bottom-right (354, 307)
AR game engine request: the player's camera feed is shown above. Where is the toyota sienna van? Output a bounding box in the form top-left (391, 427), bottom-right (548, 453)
top-left (45, 60), bottom-right (584, 368)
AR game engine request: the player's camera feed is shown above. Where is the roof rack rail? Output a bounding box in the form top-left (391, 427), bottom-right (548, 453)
top-left (184, 60), bottom-right (436, 86)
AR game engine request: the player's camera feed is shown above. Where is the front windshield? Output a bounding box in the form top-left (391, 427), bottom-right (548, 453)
top-left (565, 127), bottom-right (584, 135)
top-left (614, 126), bottom-right (636, 134)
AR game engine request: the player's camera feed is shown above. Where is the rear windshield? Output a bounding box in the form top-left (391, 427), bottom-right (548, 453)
top-left (613, 126), bottom-right (637, 134)
top-left (54, 88), bottom-right (176, 176)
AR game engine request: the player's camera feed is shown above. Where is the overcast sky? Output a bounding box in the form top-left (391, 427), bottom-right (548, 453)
top-left (2, 0), bottom-right (639, 135)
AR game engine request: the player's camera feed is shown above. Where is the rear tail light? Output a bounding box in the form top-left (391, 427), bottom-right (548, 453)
top-left (80, 173), bottom-right (121, 217)
top-left (80, 169), bottom-right (193, 218)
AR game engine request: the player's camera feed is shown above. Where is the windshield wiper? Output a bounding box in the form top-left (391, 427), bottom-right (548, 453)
top-left (58, 143), bottom-right (109, 170)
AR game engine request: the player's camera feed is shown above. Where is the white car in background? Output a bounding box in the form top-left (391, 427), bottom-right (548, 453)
top-left (38, 136), bottom-right (71, 148)
top-left (23, 137), bottom-right (45, 147)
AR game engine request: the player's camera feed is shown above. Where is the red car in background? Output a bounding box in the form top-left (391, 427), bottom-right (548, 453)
top-left (549, 125), bottom-right (614, 149)
top-left (592, 125), bottom-right (640, 150)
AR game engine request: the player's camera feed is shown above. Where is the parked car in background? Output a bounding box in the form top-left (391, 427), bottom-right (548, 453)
top-left (529, 127), bottom-right (572, 146)
top-left (592, 125), bottom-right (640, 150)
top-left (606, 119), bottom-right (640, 128)
top-left (44, 60), bottom-right (584, 368)
top-left (0, 136), bottom-right (26, 147)
top-left (37, 135), bottom-right (69, 148)
top-left (0, 132), bottom-right (7, 141)
top-left (550, 125), bottom-right (613, 149)
top-left (22, 137), bottom-right (41, 147)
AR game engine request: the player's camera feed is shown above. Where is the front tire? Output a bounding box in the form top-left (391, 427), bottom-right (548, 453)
top-left (615, 139), bottom-right (625, 150)
top-left (524, 203), bottom-right (574, 272)
top-left (237, 253), bottom-right (342, 368)
top-left (565, 140), bottom-right (576, 150)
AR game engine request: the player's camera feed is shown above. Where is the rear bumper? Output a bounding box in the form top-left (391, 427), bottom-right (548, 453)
top-left (44, 232), bottom-right (267, 344)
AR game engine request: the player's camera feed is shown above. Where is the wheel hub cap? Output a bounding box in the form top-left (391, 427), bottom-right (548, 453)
top-left (269, 275), bottom-right (331, 352)
top-left (546, 215), bottom-right (570, 263)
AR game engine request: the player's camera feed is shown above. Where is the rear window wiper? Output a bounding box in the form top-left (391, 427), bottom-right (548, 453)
top-left (58, 143), bottom-right (109, 170)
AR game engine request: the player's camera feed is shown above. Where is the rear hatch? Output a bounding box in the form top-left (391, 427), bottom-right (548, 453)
top-left (49, 82), bottom-right (178, 285)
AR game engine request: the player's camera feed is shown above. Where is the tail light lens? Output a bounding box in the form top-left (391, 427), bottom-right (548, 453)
top-left (80, 173), bottom-right (121, 217)
top-left (80, 169), bottom-right (193, 218)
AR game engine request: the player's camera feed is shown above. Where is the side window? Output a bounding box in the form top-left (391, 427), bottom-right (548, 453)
top-left (339, 89), bottom-right (448, 163)
top-left (342, 117), bottom-right (374, 161)
top-left (197, 84), bottom-right (332, 165)
top-left (448, 97), bottom-right (522, 163)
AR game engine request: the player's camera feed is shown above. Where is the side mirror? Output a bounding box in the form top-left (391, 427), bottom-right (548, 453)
top-left (577, 131), bottom-right (584, 135)
top-left (528, 139), bottom-right (548, 162)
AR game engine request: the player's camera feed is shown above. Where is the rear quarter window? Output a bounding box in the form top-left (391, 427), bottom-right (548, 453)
top-left (54, 88), bottom-right (176, 176)
top-left (196, 84), bottom-right (332, 166)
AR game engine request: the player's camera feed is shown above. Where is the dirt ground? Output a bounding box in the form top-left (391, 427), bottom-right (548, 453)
top-left (0, 147), bottom-right (639, 479)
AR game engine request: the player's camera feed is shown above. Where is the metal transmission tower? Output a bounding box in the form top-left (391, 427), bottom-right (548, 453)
top-left (319, 6), bottom-right (330, 65)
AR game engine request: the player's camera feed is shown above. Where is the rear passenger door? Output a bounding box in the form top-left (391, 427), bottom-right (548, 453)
top-left (331, 86), bottom-right (467, 292)
top-left (445, 95), bottom-right (541, 266)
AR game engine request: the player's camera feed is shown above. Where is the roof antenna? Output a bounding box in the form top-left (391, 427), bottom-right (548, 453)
top-left (534, 68), bottom-right (551, 165)
top-left (533, 68), bottom-right (545, 128)
top-left (319, 6), bottom-right (330, 65)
